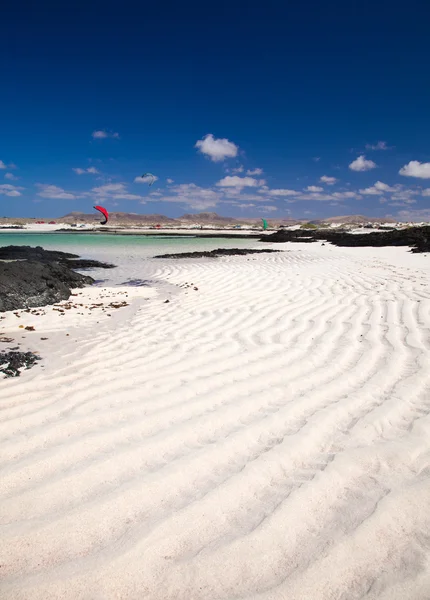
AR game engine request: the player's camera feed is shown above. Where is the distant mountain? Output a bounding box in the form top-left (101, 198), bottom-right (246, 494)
top-left (59, 212), bottom-right (177, 225)
top-left (179, 212), bottom-right (234, 223)
top-left (0, 212), bottom-right (405, 229)
top-left (309, 215), bottom-right (397, 225)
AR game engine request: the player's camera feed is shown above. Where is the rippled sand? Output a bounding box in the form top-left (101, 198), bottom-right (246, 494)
top-left (1, 243), bottom-right (430, 599)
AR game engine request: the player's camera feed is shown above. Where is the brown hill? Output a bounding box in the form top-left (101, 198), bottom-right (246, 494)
top-left (309, 215), bottom-right (397, 225)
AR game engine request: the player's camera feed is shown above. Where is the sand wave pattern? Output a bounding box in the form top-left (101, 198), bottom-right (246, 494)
top-left (1, 247), bottom-right (430, 599)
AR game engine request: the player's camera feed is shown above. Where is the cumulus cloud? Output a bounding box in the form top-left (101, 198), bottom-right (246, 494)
top-left (216, 176), bottom-right (265, 189)
top-left (349, 155), bottom-right (377, 172)
top-left (399, 161), bottom-right (430, 179)
top-left (166, 178), bottom-right (174, 184)
top-left (92, 130), bottom-right (120, 139)
top-left (247, 168), bottom-right (263, 175)
top-left (154, 183), bottom-right (221, 210)
top-left (359, 181), bottom-right (397, 195)
top-left (4, 173), bottom-right (18, 180)
top-left (92, 183), bottom-right (126, 196)
top-left (331, 191), bottom-right (361, 199)
top-left (0, 161), bottom-right (6, 169)
top-left (390, 189), bottom-right (419, 202)
top-left (305, 185), bottom-right (323, 192)
top-left (195, 134), bottom-right (238, 162)
top-left (422, 189), bottom-right (430, 197)
top-left (365, 141), bottom-right (389, 151)
top-left (266, 188), bottom-right (297, 197)
top-left (258, 205), bottom-right (277, 212)
top-left (36, 184), bottom-right (77, 200)
top-left (90, 183), bottom-right (147, 202)
top-left (231, 165), bottom-right (244, 174)
top-left (396, 209), bottom-right (430, 222)
top-left (0, 184), bottom-right (23, 197)
top-left (292, 193), bottom-right (339, 201)
top-left (320, 175), bottom-right (337, 185)
top-left (73, 167), bottom-right (100, 175)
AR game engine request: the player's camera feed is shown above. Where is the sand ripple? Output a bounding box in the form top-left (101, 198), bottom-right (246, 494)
top-left (1, 245), bottom-right (430, 599)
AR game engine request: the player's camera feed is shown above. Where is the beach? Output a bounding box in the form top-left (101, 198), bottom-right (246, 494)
top-left (1, 238), bottom-right (430, 599)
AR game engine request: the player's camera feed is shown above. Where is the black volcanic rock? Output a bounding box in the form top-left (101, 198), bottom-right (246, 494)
top-left (0, 245), bottom-right (79, 261)
top-left (262, 226), bottom-right (430, 253)
top-left (65, 259), bottom-right (116, 269)
top-left (0, 246), bottom-right (115, 268)
top-left (0, 245), bottom-right (115, 312)
top-left (0, 260), bottom-right (94, 312)
top-left (154, 248), bottom-right (282, 259)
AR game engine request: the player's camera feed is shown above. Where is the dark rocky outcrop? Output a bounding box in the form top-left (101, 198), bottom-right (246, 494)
top-left (0, 246), bottom-right (116, 312)
top-left (154, 248), bottom-right (282, 259)
top-left (0, 246), bottom-right (115, 268)
top-left (0, 260), bottom-right (95, 312)
top-left (261, 226), bottom-right (430, 253)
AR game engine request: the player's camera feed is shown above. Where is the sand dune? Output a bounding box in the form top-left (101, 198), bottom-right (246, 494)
top-left (1, 243), bottom-right (430, 599)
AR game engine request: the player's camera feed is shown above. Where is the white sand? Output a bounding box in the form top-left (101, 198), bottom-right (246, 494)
top-left (1, 242), bottom-right (430, 599)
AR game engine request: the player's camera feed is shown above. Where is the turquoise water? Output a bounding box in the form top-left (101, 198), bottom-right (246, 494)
top-left (0, 232), bottom-right (261, 286)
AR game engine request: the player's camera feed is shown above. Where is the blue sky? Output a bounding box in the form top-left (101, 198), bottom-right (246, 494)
top-left (1, 0), bottom-right (430, 221)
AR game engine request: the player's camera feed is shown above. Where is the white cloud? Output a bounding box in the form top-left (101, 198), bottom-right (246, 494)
top-left (36, 184), bottom-right (77, 200)
top-left (266, 188), bottom-right (297, 196)
top-left (390, 189), bottom-right (419, 202)
top-left (374, 181), bottom-right (396, 192)
top-left (396, 209), bottom-right (430, 222)
top-left (154, 183), bottom-right (220, 210)
top-left (0, 161), bottom-right (6, 169)
top-left (0, 184), bottom-right (23, 197)
top-left (195, 134), bottom-right (238, 162)
top-left (247, 168), bottom-right (263, 175)
top-left (293, 193), bottom-right (339, 201)
top-left (387, 200), bottom-right (416, 207)
top-left (313, 157), bottom-right (321, 162)
top-left (365, 141), bottom-right (389, 151)
top-left (305, 185), bottom-right (323, 192)
top-left (359, 186), bottom-right (382, 195)
top-left (112, 193), bottom-right (147, 201)
top-left (92, 183), bottom-right (126, 196)
top-left (422, 189), bottom-right (430, 197)
top-left (349, 155), bottom-right (377, 172)
top-left (4, 173), bottom-right (18, 180)
top-left (73, 167), bottom-right (100, 175)
top-left (89, 182), bottom-right (147, 202)
top-left (216, 176), bottom-right (265, 189)
top-left (134, 174), bottom-right (159, 185)
top-left (320, 175), bottom-right (337, 185)
top-left (399, 161), bottom-right (430, 179)
top-left (258, 205), bottom-right (277, 212)
top-left (166, 178), bottom-right (174, 184)
top-left (360, 181), bottom-right (396, 195)
top-left (331, 191), bottom-right (361, 199)
top-left (92, 130), bottom-right (119, 139)
top-left (232, 165), bottom-right (244, 174)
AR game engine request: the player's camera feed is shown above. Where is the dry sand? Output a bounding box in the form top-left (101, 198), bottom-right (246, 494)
top-left (1, 242), bottom-right (430, 599)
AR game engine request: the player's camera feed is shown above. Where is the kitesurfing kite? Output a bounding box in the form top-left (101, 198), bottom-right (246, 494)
top-left (141, 173), bottom-right (156, 186)
top-left (94, 205), bottom-right (109, 225)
